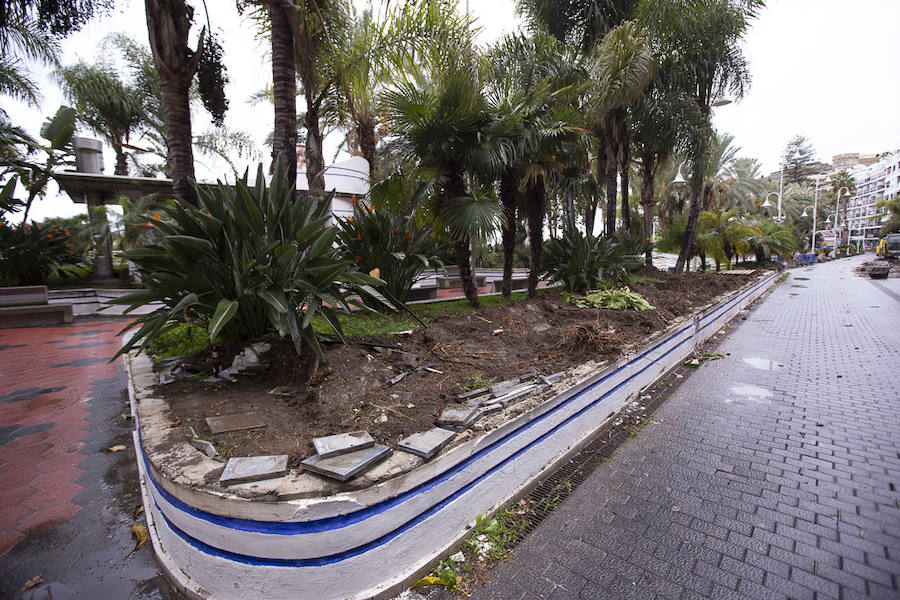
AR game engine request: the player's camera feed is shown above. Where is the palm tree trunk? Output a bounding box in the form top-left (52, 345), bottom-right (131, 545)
top-left (445, 171), bottom-right (479, 307)
top-left (113, 144), bottom-right (128, 176)
top-left (268, 3), bottom-right (298, 185)
top-left (603, 115), bottom-right (618, 238)
top-left (675, 183), bottom-right (707, 273)
top-left (304, 107), bottom-right (326, 197)
top-left (640, 153), bottom-right (656, 266)
top-left (564, 190), bottom-right (576, 235)
top-left (357, 121), bottom-right (377, 182)
top-left (526, 179), bottom-right (546, 298)
top-left (616, 108), bottom-right (631, 233)
top-left (585, 197), bottom-right (597, 236)
top-left (145, 0), bottom-right (199, 206)
top-left (500, 169), bottom-right (518, 299)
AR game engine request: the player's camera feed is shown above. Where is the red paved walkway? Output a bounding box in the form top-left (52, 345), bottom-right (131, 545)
top-left (0, 320), bottom-right (123, 556)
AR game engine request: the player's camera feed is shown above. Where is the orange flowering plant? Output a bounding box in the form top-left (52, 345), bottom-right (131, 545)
top-left (334, 199), bottom-right (442, 305)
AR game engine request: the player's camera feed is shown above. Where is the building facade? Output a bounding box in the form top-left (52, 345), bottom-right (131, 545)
top-left (847, 150), bottom-right (900, 250)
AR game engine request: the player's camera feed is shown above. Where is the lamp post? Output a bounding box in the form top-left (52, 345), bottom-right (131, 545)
top-left (834, 187), bottom-right (851, 249)
top-left (807, 174), bottom-right (829, 252)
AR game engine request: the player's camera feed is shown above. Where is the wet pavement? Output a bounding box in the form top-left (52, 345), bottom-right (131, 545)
top-left (471, 254), bottom-right (900, 599)
top-left (0, 320), bottom-right (178, 599)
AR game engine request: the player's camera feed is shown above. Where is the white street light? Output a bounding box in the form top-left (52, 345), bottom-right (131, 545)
top-left (671, 162), bottom-right (687, 187)
top-left (801, 207), bottom-right (810, 218)
top-left (808, 173), bottom-right (828, 253)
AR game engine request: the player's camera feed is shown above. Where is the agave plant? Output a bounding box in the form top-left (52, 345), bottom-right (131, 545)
top-left (111, 163), bottom-right (390, 370)
top-left (541, 229), bottom-right (641, 295)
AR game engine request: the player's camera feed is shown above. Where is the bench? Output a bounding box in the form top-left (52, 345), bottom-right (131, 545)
top-left (435, 275), bottom-right (487, 289)
top-left (406, 286), bottom-right (438, 301)
top-left (491, 278), bottom-right (529, 293)
top-left (0, 285), bottom-right (74, 328)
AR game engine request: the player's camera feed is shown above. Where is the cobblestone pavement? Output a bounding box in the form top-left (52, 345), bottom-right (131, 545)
top-left (0, 320), bottom-right (176, 599)
top-left (473, 255), bottom-right (900, 600)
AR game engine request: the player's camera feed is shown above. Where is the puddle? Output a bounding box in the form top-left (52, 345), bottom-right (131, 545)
top-left (727, 384), bottom-right (773, 404)
top-left (742, 357), bottom-right (783, 371)
top-left (790, 285), bottom-right (807, 288)
top-left (794, 277), bottom-right (809, 280)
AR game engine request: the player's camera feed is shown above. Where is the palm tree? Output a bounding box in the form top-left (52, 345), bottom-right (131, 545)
top-left (58, 62), bottom-right (145, 176)
top-left (697, 207), bottom-right (756, 269)
top-left (663, 0), bottom-right (760, 272)
top-left (322, 0), bottom-right (474, 182)
top-left (746, 219), bottom-right (795, 264)
top-left (486, 31), bottom-right (584, 297)
top-left (383, 52), bottom-right (499, 307)
top-left (631, 85), bottom-right (703, 264)
top-left (589, 20), bottom-right (655, 237)
top-left (144, 0), bottom-right (230, 205)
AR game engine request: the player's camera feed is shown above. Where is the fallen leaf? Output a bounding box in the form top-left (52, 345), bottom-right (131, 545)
top-left (650, 420), bottom-right (665, 425)
top-left (410, 575), bottom-right (454, 590)
top-left (124, 524), bottom-right (148, 559)
top-left (105, 445), bottom-right (127, 453)
top-left (120, 413), bottom-right (132, 420)
top-left (21, 575), bottom-right (43, 590)
top-left (133, 504), bottom-right (144, 518)
top-left (674, 373), bottom-right (684, 379)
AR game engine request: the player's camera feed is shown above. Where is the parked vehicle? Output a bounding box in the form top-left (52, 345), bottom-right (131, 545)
top-left (876, 233), bottom-right (900, 259)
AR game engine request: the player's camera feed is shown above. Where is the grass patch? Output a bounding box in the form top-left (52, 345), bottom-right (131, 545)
top-left (142, 322), bottom-right (217, 360)
top-left (311, 291), bottom-right (530, 338)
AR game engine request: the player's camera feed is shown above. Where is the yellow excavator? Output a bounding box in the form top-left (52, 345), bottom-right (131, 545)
top-left (875, 233), bottom-right (900, 259)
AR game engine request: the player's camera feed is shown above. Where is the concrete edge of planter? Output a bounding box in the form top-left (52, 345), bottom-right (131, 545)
top-left (128, 270), bottom-right (781, 600)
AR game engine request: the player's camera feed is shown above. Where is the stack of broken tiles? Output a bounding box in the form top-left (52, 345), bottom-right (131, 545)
top-left (435, 406), bottom-right (481, 431)
top-left (301, 430), bottom-right (391, 482)
top-left (220, 455), bottom-right (289, 486)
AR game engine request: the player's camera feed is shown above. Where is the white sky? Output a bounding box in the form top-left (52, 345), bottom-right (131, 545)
top-left (5, 0), bottom-right (899, 221)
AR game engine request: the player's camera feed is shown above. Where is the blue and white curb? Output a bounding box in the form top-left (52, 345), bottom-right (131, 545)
top-left (129, 271), bottom-right (780, 600)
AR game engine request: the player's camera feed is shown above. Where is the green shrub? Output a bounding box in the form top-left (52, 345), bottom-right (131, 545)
top-left (542, 229), bottom-right (641, 294)
top-left (0, 178), bottom-right (76, 286)
top-left (111, 163), bottom-right (390, 363)
top-left (334, 200), bottom-right (441, 304)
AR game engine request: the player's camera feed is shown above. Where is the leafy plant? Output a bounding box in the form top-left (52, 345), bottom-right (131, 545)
top-left (110, 163), bottom-right (391, 370)
top-left (0, 176), bottom-right (76, 285)
top-left (542, 229), bottom-right (642, 294)
top-left (569, 287), bottom-right (654, 311)
top-left (334, 199), bottom-right (441, 305)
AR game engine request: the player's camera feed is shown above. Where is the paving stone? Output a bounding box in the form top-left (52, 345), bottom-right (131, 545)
top-left (435, 406), bottom-right (481, 431)
top-left (301, 444), bottom-right (391, 481)
top-left (206, 412), bottom-right (266, 434)
top-left (312, 430), bottom-right (374, 459)
top-left (457, 387), bottom-right (490, 401)
top-left (397, 428), bottom-right (456, 459)
top-left (219, 455), bottom-right (288, 486)
top-left (493, 383), bottom-right (539, 407)
top-left (471, 258), bottom-right (900, 600)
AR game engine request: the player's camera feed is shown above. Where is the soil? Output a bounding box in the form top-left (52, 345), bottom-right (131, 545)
top-left (856, 258), bottom-right (899, 278)
top-left (155, 267), bottom-right (756, 467)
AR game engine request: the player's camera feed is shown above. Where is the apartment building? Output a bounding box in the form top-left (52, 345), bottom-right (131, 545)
top-left (847, 150), bottom-right (900, 250)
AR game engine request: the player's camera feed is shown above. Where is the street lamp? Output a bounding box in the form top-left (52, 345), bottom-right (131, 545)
top-left (762, 192), bottom-right (785, 223)
top-left (834, 187), bottom-right (851, 249)
top-left (806, 173), bottom-right (829, 253)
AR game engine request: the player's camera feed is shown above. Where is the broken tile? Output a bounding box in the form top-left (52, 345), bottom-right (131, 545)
top-left (494, 383), bottom-right (537, 407)
top-left (190, 438), bottom-right (218, 458)
top-left (397, 428), bottom-right (456, 459)
top-left (435, 406), bottom-right (481, 431)
top-left (479, 403), bottom-right (503, 415)
top-left (301, 445), bottom-right (392, 481)
top-left (206, 413), bottom-right (266, 435)
top-left (490, 378), bottom-right (521, 397)
top-left (312, 430), bottom-right (374, 459)
top-left (457, 387), bottom-right (489, 401)
top-left (269, 386), bottom-right (303, 398)
top-left (219, 455), bottom-right (288, 486)
top-left (396, 352), bottom-right (417, 367)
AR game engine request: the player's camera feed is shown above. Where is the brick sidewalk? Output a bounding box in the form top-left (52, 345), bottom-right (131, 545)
top-left (0, 319), bottom-right (174, 598)
top-left (472, 256), bottom-right (900, 600)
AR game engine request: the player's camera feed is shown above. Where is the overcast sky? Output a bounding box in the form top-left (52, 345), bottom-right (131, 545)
top-left (6, 0), bottom-right (899, 221)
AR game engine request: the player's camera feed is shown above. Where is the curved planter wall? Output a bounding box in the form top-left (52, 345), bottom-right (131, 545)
top-left (130, 271), bottom-right (780, 600)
